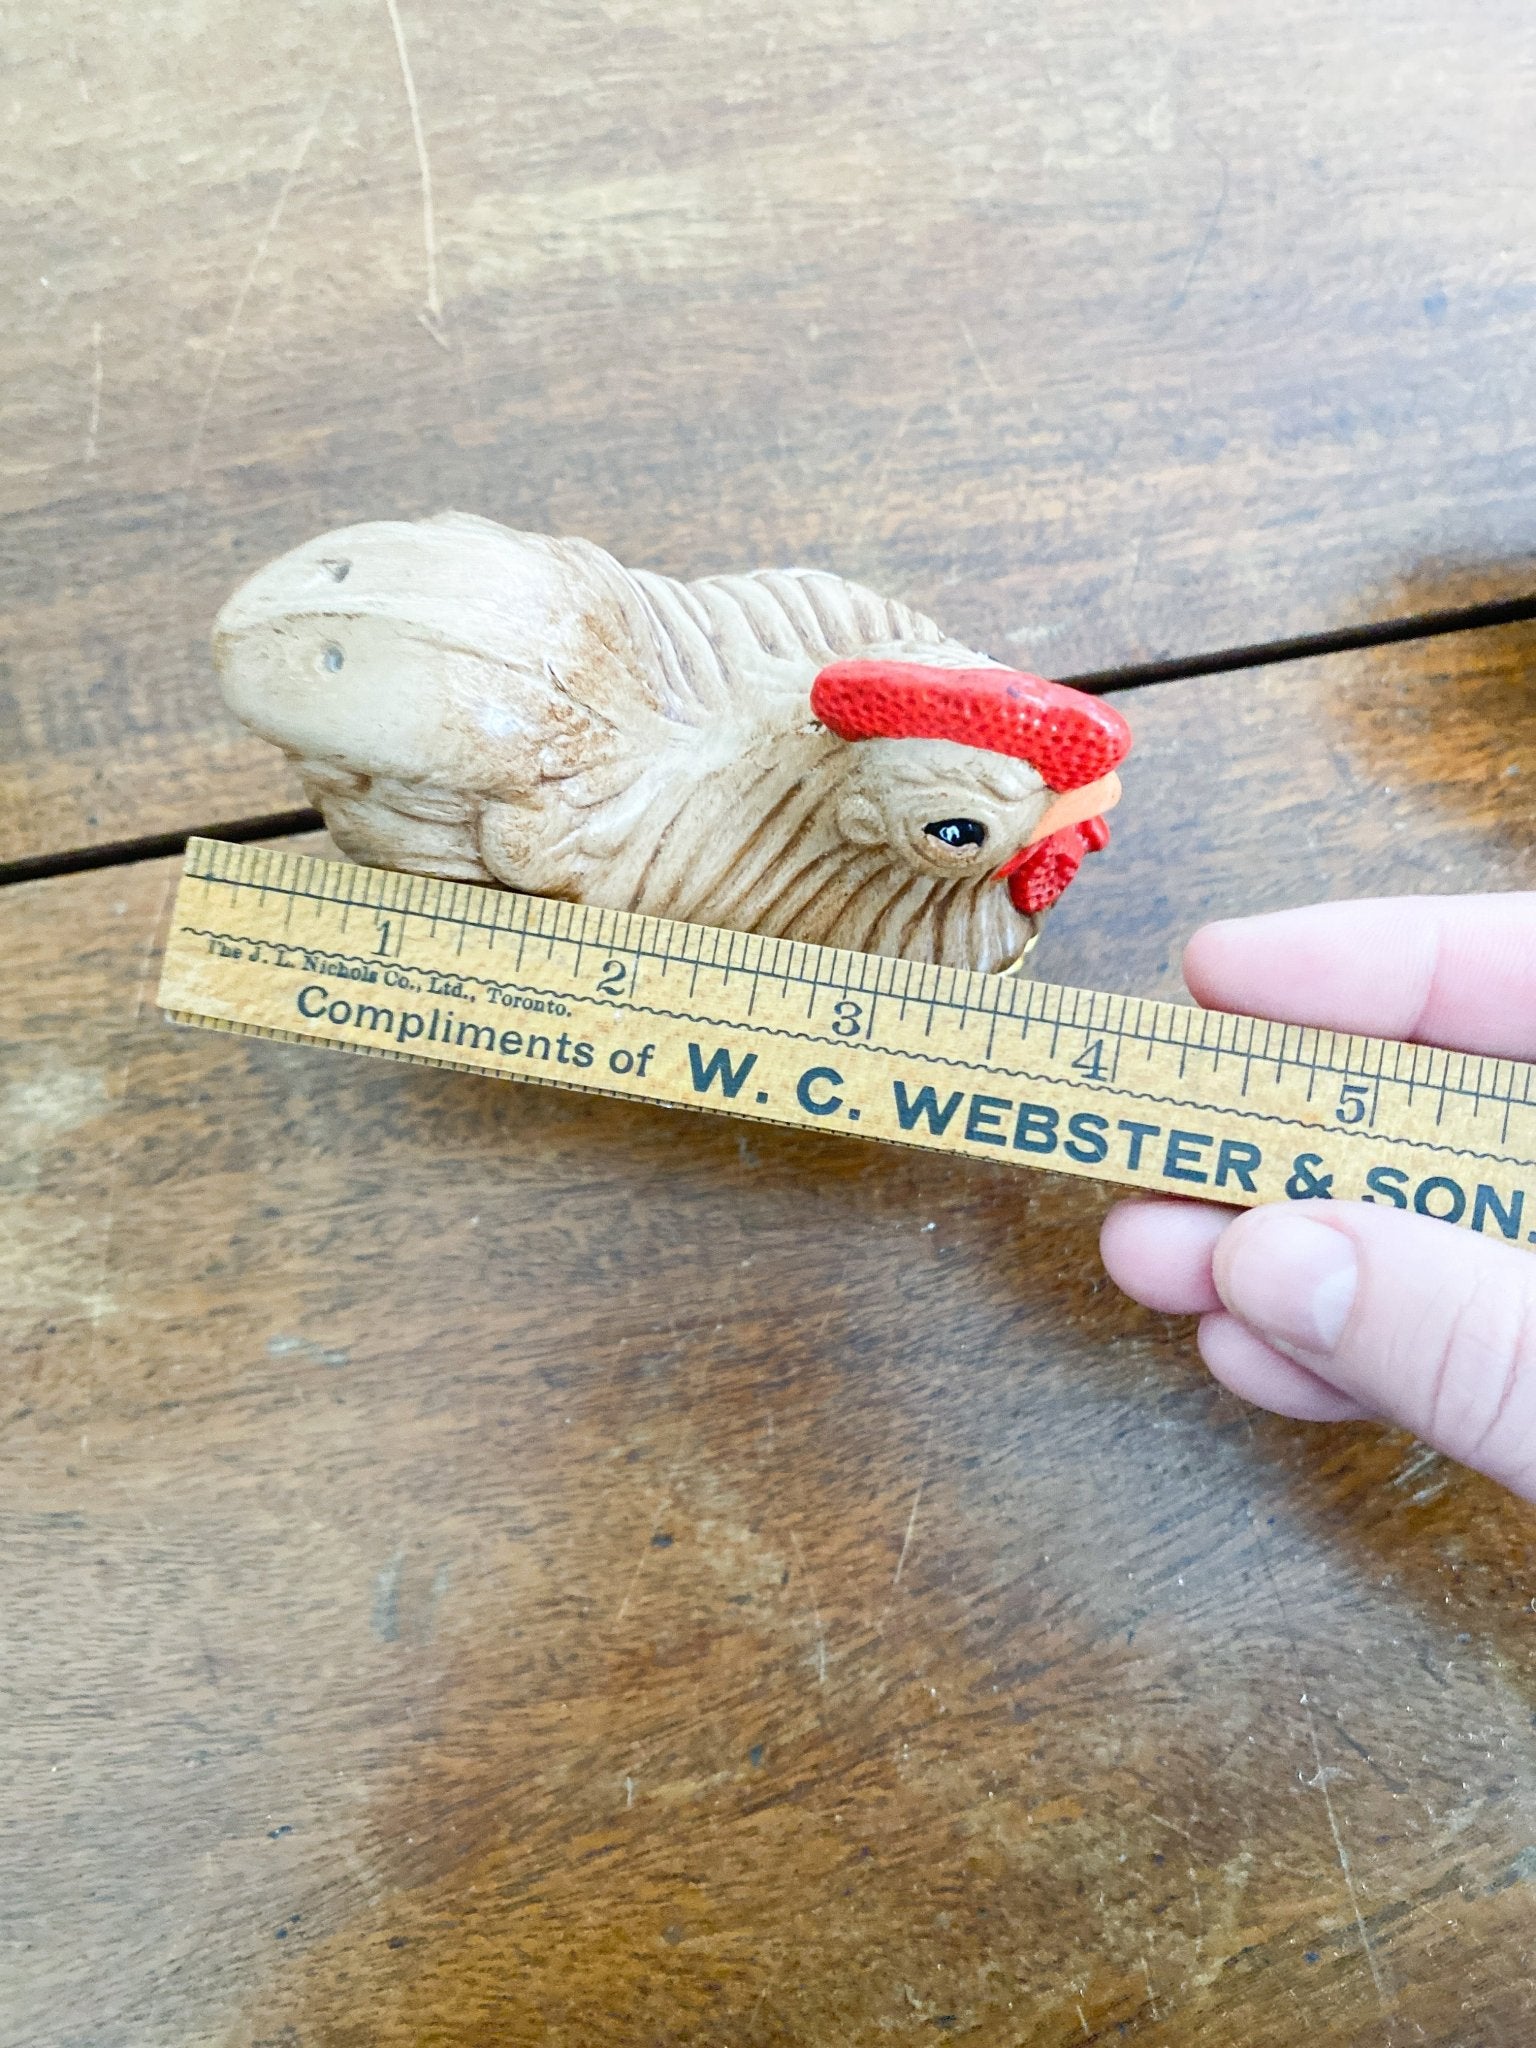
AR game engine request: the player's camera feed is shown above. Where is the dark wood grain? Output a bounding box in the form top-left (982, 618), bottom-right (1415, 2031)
top-left (5, 625), bottom-right (1536, 2046)
top-left (5, 0), bottom-right (1535, 864)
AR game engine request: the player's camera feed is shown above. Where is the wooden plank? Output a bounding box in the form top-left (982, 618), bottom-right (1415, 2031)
top-left (4, 0), bottom-right (1535, 865)
top-left (5, 625), bottom-right (1536, 2043)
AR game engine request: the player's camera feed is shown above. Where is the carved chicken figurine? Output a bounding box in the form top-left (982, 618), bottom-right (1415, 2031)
top-left (215, 514), bottom-right (1130, 973)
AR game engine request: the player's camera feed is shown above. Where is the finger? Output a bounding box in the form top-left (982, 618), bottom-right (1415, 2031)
top-left (1211, 1203), bottom-right (1536, 1498)
top-left (1184, 895), bottom-right (1536, 1059)
top-left (1099, 1198), bottom-right (1232, 1315)
top-left (1197, 1313), bottom-right (1376, 1422)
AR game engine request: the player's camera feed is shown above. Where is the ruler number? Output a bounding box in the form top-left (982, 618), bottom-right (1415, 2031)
top-left (1071, 1038), bottom-right (1107, 1082)
top-left (164, 846), bottom-right (1536, 1250)
top-left (1335, 1081), bottom-right (1373, 1126)
top-left (832, 997), bottom-right (866, 1039)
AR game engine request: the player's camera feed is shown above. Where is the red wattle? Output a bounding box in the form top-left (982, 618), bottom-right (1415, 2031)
top-left (998, 817), bottom-right (1112, 916)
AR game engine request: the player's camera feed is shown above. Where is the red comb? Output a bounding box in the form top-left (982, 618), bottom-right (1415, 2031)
top-left (998, 816), bottom-right (1112, 916)
top-left (811, 659), bottom-right (1131, 792)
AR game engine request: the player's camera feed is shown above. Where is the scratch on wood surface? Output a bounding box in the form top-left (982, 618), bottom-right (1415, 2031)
top-left (136, 871), bottom-right (176, 1023)
top-left (66, 34), bottom-right (91, 102)
top-left (1169, 130), bottom-right (1230, 313)
top-left (1124, 528), bottom-right (1148, 602)
top-left (1148, 1811), bottom-right (1196, 1843)
top-left (1301, 1692), bottom-right (1392, 2017)
top-left (337, 1834), bottom-right (385, 1905)
top-left (1391, 1441), bottom-right (1449, 1504)
top-left (1188, 1859), bottom-right (1206, 1957)
top-left (856, 397), bottom-right (921, 546)
top-left (1140, 1953), bottom-right (1160, 2021)
top-left (876, 1430), bottom-right (933, 1629)
top-left (84, 321), bottom-right (103, 464)
top-left (102, 874), bottom-right (178, 1293)
top-left (1243, 1434), bottom-right (1394, 2028)
top-left (614, 1499), bottom-right (670, 1623)
top-left (613, 1539), bottom-right (651, 1623)
top-left (178, 80), bottom-right (339, 503)
top-left (383, 0), bottom-right (448, 348)
top-left (80, 877), bottom-right (169, 1370)
top-left (892, 1470), bottom-right (925, 1587)
top-left (1146, 1811), bottom-right (1209, 1958)
top-left (957, 317), bottom-right (1002, 398)
top-left (790, 1533), bottom-right (828, 1685)
top-left (371, 1549), bottom-right (404, 1640)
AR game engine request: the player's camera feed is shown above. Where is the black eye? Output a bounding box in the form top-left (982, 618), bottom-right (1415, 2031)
top-left (925, 817), bottom-right (987, 851)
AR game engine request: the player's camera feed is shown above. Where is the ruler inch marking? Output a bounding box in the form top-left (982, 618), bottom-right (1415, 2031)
top-left (158, 843), bottom-right (1536, 1242)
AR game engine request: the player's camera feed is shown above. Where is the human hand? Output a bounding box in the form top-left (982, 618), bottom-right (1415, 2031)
top-left (1099, 895), bottom-right (1536, 1498)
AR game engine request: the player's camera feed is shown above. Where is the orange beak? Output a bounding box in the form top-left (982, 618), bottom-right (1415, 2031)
top-left (1027, 770), bottom-right (1123, 847)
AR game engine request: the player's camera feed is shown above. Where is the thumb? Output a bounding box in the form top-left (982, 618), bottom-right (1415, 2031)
top-left (1208, 1202), bottom-right (1536, 1497)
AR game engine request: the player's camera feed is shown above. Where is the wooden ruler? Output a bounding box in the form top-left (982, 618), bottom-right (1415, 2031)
top-left (159, 838), bottom-right (1536, 1245)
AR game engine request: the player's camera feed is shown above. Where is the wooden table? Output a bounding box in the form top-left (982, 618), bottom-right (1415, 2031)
top-left (4, 5), bottom-right (1535, 2041)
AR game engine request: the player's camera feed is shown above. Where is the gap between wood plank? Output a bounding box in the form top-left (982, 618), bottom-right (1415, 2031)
top-left (0, 808), bottom-right (324, 888)
top-left (4, 592), bottom-right (1534, 890)
top-left (1064, 590), bottom-right (1536, 691)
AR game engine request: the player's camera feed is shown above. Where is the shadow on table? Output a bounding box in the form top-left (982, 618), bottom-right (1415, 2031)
top-left (1330, 558), bottom-right (1536, 857)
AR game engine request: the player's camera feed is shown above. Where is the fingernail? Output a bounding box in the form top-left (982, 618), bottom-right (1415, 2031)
top-left (1215, 1212), bottom-right (1358, 1358)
